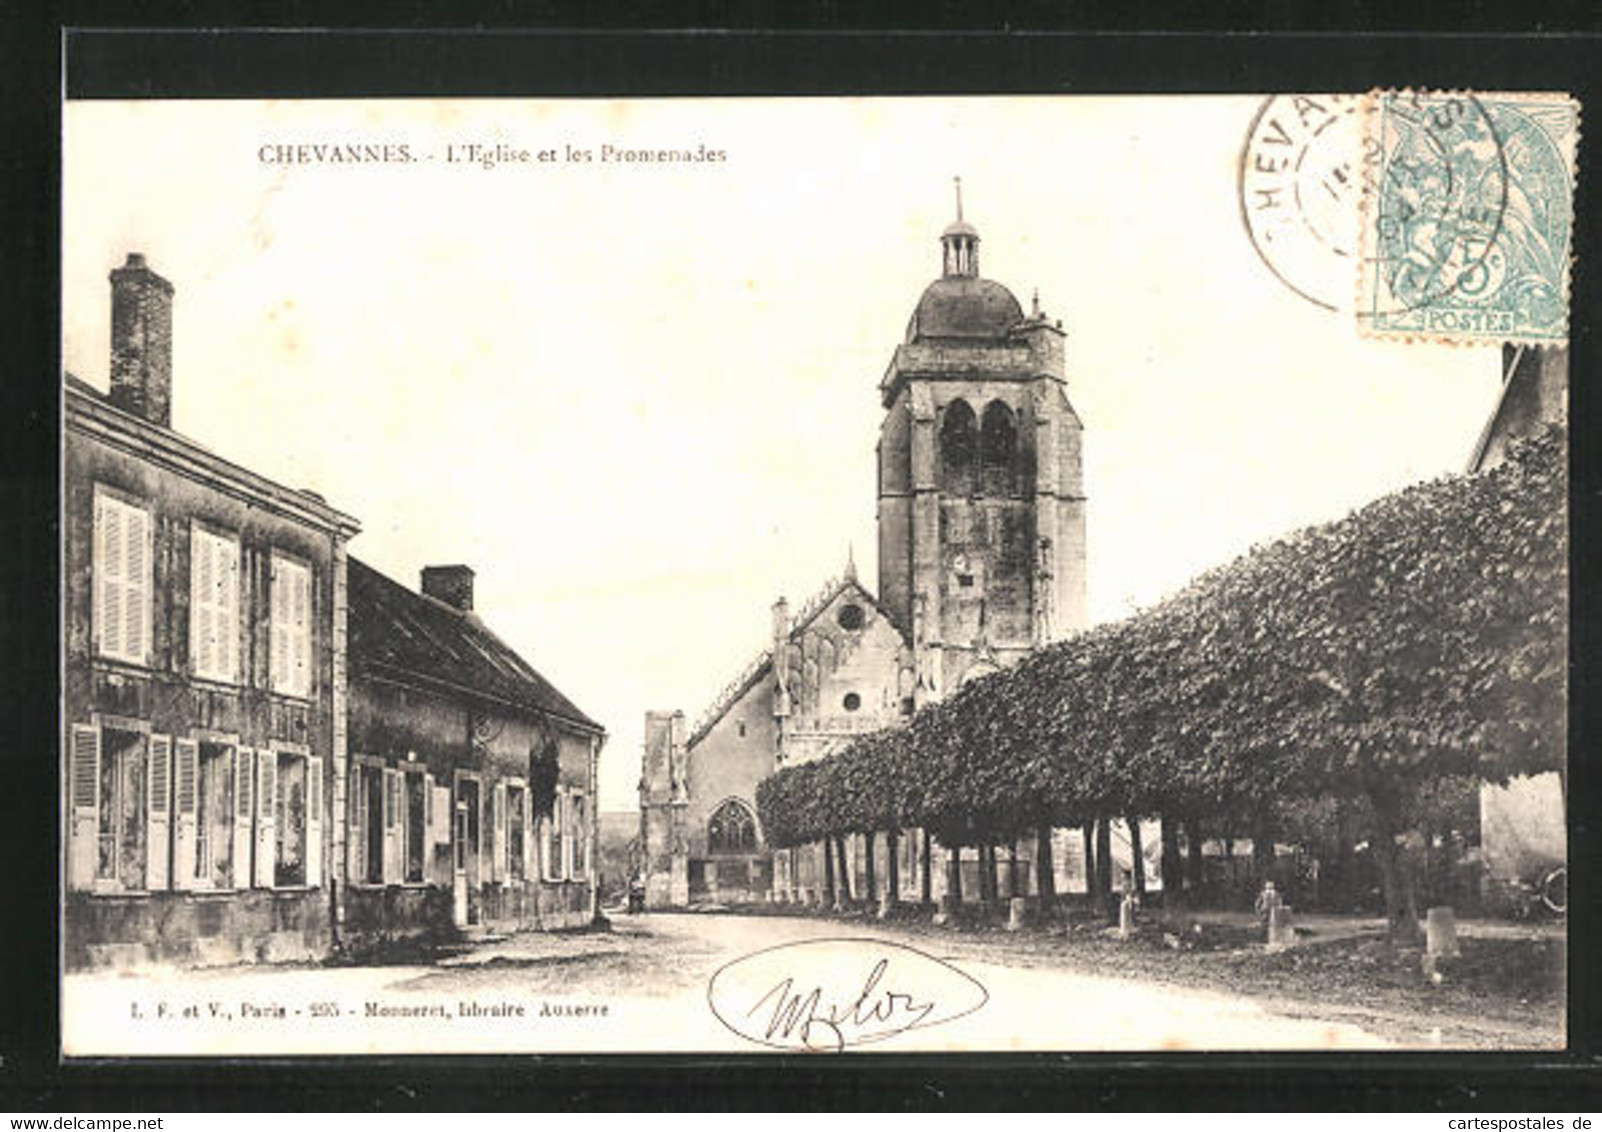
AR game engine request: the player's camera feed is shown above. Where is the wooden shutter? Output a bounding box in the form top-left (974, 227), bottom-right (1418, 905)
top-left (191, 527), bottom-right (213, 678)
top-left (291, 563), bottom-right (311, 695)
top-left (68, 724), bottom-right (101, 890)
top-left (522, 784), bottom-right (534, 882)
top-left (220, 539), bottom-right (239, 682)
top-left (306, 756), bottom-right (323, 888)
top-left (126, 507), bottom-right (150, 664)
top-left (234, 747), bottom-right (254, 889)
top-left (490, 782), bottom-right (506, 885)
top-left (382, 768), bottom-right (401, 885)
top-left (146, 734), bottom-right (172, 891)
top-left (95, 498), bottom-right (124, 659)
top-left (562, 792), bottom-right (574, 881)
top-left (574, 793), bottom-right (588, 880)
top-left (172, 738), bottom-right (199, 891)
top-left (270, 557), bottom-right (288, 693)
top-left (255, 749), bottom-right (277, 888)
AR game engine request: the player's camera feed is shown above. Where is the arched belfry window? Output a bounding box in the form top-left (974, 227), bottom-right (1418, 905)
top-left (939, 399), bottom-right (977, 495)
top-left (980, 400), bottom-right (1018, 497)
top-left (708, 799), bottom-right (757, 854)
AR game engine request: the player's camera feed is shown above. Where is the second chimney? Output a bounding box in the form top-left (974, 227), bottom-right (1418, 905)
top-left (421, 565), bottom-right (475, 612)
top-left (109, 253), bottom-right (175, 428)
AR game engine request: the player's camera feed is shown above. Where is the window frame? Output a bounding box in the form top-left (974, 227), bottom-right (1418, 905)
top-left (269, 551), bottom-right (315, 699)
top-left (92, 487), bottom-right (153, 667)
top-left (189, 521), bottom-right (242, 685)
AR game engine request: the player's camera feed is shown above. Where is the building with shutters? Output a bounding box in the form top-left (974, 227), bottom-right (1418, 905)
top-left (63, 254), bottom-right (361, 969)
top-left (344, 558), bottom-right (606, 949)
top-left (639, 191), bottom-right (1088, 908)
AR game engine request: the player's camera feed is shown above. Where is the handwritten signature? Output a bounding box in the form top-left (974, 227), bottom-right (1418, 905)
top-left (706, 938), bottom-right (988, 1052)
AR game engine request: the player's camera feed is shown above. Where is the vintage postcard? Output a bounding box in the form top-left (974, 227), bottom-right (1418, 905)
top-left (60, 94), bottom-right (1571, 1056)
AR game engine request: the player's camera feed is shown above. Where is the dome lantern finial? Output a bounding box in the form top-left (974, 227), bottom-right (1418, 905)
top-left (941, 177), bottom-right (980, 279)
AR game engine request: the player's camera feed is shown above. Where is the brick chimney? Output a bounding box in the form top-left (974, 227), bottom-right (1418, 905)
top-left (108, 253), bottom-right (175, 427)
top-left (421, 565), bottom-right (475, 612)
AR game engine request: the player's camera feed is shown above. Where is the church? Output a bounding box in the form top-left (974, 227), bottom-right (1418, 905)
top-left (638, 190), bottom-right (1088, 907)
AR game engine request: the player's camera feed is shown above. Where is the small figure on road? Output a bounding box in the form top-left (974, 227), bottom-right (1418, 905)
top-left (1254, 880), bottom-right (1281, 923)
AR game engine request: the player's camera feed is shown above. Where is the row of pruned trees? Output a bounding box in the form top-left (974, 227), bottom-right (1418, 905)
top-left (758, 426), bottom-right (1566, 939)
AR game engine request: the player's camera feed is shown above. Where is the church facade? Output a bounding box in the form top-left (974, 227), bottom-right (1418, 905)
top-left (638, 195), bottom-right (1087, 907)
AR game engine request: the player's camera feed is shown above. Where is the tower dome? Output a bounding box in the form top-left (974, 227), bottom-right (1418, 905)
top-left (905, 178), bottom-right (1024, 342)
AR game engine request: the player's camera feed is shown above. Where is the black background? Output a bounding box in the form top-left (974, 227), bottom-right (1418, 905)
top-left (4, 11), bottom-right (1600, 1112)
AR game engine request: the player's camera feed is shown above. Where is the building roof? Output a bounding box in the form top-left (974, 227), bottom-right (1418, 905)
top-left (348, 556), bottom-right (603, 735)
top-left (906, 275), bottom-right (1024, 342)
top-left (64, 373), bottom-right (360, 537)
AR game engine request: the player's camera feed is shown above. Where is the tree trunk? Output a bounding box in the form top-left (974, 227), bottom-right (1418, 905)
top-left (1369, 788), bottom-right (1421, 943)
top-left (1160, 814), bottom-right (1184, 909)
top-left (1332, 798), bottom-right (1356, 913)
top-left (863, 831), bottom-right (878, 905)
top-left (946, 842), bottom-right (963, 904)
top-left (1095, 818), bottom-right (1113, 916)
top-left (1127, 815), bottom-right (1146, 897)
top-left (921, 829), bottom-right (933, 905)
top-left (1253, 809), bottom-right (1275, 887)
top-left (1187, 817), bottom-right (1206, 898)
top-left (1082, 821), bottom-right (1096, 897)
top-left (886, 829), bottom-right (900, 908)
top-left (834, 835), bottom-right (853, 903)
top-left (978, 843), bottom-right (998, 906)
top-left (1008, 840), bottom-right (1020, 898)
top-left (1036, 823), bottom-right (1057, 915)
top-left (823, 837), bottom-right (836, 906)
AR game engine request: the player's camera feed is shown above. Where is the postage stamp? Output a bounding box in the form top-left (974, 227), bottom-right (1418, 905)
top-left (1358, 90), bottom-right (1579, 344)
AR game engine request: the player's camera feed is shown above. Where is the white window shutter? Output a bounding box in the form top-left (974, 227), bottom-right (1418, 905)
top-left (382, 768), bottom-right (401, 885)
top-left (255, 750), bottom-right (277, 888)
top-left (68, 724), bottom-right (101, 890)
top-left (191, 528), bottom-right (212, 678)
top-left (562, 792), bottom-right (574, 881)
top-left (95, 498), bottom-right (122, 658)
top-left (126, 507), bottom-right (150, 663)
top-left (306, 756), bottom-right (323, 888)
top-left (172, 738), bottom-right (199, 891)
top-left (146, 734), bottom-right (172, 891)
top-left (234, 747), bottom-right (254, 889)
top-left (293, 565), bottom-right (311, 695)
top-left (269, 557), bottom-right (285, 692)
top-left (522, 785), bottom-right (534, 882)
top-left (221, 541), bottom-right (239, 683)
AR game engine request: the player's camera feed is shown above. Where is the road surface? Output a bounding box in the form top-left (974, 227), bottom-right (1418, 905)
top-left (64, 911), bottom-right (1393, 1055)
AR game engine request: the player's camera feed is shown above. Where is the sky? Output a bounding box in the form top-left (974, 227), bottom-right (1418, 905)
top-left (62, 97), bottom-right (1505, 813)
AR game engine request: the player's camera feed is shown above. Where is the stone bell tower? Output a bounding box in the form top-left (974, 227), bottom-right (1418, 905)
top-left (876, 181), bottom-right (1087, 706)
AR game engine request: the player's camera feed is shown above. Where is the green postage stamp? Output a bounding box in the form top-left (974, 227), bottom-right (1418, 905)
top-left (1359, 90), bottom-right (1579, 344)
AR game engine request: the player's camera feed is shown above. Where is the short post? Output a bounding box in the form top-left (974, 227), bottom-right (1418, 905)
top-left (1267, 903), bottom-right (1295, 950)
top-left (1425, 906), bottom-right (1460, 959)
top-left (933, 893), bottom-right (955, 926)
top-left (1007, 895), bottom-right (1029, 932)
top-left (1117, 891), bottom-right (1137, 940)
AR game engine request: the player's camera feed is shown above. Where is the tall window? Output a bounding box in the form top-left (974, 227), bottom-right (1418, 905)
top-left (97, 729), bottom-right (148, 887)
top-left (980, 400), bottom-right (1018, 497)
top-left (405, 770), bottom-right (426, 884)
top-left (195, 743), bottom-right (235, 887)
top-left (939, 399), bottom-right (977, 495)
top-left (507, 784), bottom-right (526, 882)
top-left (545, 792), bottom-right (563, 882)
top-left (275, 752), bottom-right (307, 886)
top-left (708, 799), bottom-right (757, 854)
top-left (94, 492), bottom-right (151, 665)
top-left (271, 554), bottom-right (313, 697)
top-left (190, 525), bottom-right (240, 682)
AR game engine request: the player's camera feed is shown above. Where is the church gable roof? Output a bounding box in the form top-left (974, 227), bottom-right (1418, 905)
top-left (685, 567), bottom-right (905, 749)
